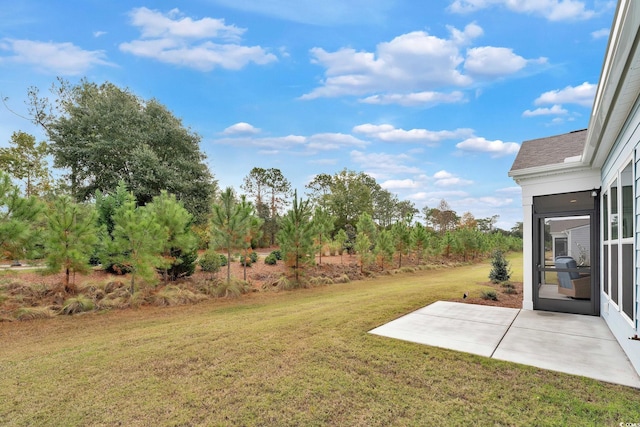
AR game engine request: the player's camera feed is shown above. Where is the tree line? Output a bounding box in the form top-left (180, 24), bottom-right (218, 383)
top-left (0, 78), bottom-right (522, 290)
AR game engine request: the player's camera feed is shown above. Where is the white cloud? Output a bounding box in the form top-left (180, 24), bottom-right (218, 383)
top-left (449, 0), bottom-right (596, 21)
top-left (381, 179), bottom-right (421, 190)
top-left (0, 39), bottom-right (111, 75)
top-left (433, 170), bottom-right (473, 187)
top-left (456, 136), bottom-right (520, 157)
top-left (534, 82), bottom-right (596, 107)
top-left (591, 28), bottom-right (610, 39)
top-left (464, 46), bottom-right (539, 77)
top-left (522, 104), bottom-right (568, 117)
top-left (301, 24), bottom-right (483, 99)
top-left (351, 150), bottom-right (423, 176)
top-left (359, 90), bottom-right (465, 107)
top-left (307, 133), bottom-right (369, 151)
top-left (93, 31), bottom-right (107, 38)
top-left (223, 122), bottom-right (261, 135)
top-left (214, 135), bottom-right (306, 151)
top-left (353, 123), bottom-right (474, 144)
top-left (120, 7), bottom-right (277, 71)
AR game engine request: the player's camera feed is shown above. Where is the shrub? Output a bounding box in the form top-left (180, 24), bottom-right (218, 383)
top-left (14, 307), bottom-right (57, 321)
top-left (219, 254), bottom-right (228, 267)
top-left (249, 251), bottom-right (258, 263)
top-left (489, 250), bottom-right (511, 283)
top-left (240, 256), bottom-right (252, 267)
top-left (264, 253), bottom-right (277, 265)
top-left (199, 251), bottom-right (222, 275)
top-left (154, 286), bottom-right (206, 306)
top-left (212, 279), bottom-right (251, 298)
top-left (61, 294), bottom-right (95, 315)
top-left (164, 248), bottom-right (198, 280)
top-left (271, 250), bottom-right (282, 260)
top-left (481, 290), bottom-right (498, 301)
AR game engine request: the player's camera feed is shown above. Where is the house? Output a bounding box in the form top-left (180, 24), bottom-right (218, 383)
top-left (509, 0), bottom-right (640, 376)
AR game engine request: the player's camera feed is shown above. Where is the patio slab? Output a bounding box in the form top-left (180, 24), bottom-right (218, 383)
top-left (370, 301), bottom-right (640, 389)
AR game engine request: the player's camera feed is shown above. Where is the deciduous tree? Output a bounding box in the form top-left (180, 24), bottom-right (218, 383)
top-left (0, 131), bottom-right (51, 197)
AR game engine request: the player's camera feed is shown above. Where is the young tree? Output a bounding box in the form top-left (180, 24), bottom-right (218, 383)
top-left (147, 190), bottom-right (197, 283)
top-left (265, 168), bottom-right (291, 245)
top-left (354, 232), bottom-right (373, 274)
top-left (391, 221), bottom-right (412, 268)
top-left (238, 196), bottom-right (263, 281)
top-left (44, 195), bottom-right (98, 288)
top-left (109, 195), bottom-right (165, 294)
top-left (276, 191), bottom-right (315, 284)
top-left (411, 222), bottom-right (431, 264)
top-left (312, 206), bottom-right (334, 265)
top-left (334, 228), bottom-right (348, 263)
top-left (0, 131), bottom-right (51, 197)
top-left (375, 229), bottom-right (395, 270)
top-left (210, 187), bottom-right (251, 284)
top-left (0, 172), bottom-right (41, 263)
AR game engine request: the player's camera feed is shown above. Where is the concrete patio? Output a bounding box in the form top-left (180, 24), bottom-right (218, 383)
top-left (369, 301), bottom-right (640, 389)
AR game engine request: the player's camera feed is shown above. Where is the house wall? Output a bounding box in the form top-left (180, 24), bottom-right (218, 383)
top-left (517, 169), bottom-right (601, 310)
top-left (600, 96), bottom-right (640, 375)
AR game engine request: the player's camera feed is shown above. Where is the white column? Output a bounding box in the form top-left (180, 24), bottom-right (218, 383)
top-left (522, 196), bottom-right (534, 310)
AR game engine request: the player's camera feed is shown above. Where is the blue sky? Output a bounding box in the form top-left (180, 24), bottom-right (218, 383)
top-left (0, 0), bottom-right (616, 229)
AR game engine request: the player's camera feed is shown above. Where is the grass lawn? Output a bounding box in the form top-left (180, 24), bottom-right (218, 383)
top-left (0, 253), bottom-right (638, 426)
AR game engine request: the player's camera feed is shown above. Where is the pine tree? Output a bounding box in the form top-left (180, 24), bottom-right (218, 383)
top-left (375, 229), bottom-right (395, 270)
top-left (0, 172), bottom-right (41, 263)
top-left (110, 196), bottom-right (165, 294)
top-left (210, 187), bottom-right (251, 284)
top-left (312, 206), bottom-right (334, 265)
top-left (391, 221), bottom-right (411, 268)
top-left (147, 191), bottom-right (197, 283)
top-left (44, 195), bottom-right (98, 288)
top-left (277, 190), bottom-right (315, 284)
top-left (411, 222), bottom-right (431, 264)
top-left (489, 250), bottom-right (512, 283)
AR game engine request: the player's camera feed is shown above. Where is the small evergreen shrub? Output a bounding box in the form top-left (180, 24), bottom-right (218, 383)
top-left (264, 253), bottom-right (277, 265)
top-left (481, 290), bottom-right (498, 301)
top-left (199, 251), bottom-right (222, 274)
top-left (249, 251), bottom-right (258, 263)
top-left (489, 250), bottom-right (511, 283)
top-left (271, 250), bottom-right (282, 260)
top-left (240, 256), bottom-right (252, 267)
top-left (219, 254), bottom-right (228, 266)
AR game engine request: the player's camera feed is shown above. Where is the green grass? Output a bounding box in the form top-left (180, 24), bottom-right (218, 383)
top-left (0, 252), bottom-right (638, 426)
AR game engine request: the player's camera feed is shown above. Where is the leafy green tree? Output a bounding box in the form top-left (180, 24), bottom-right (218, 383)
top-left (372, 189), bottom-right (398, 228)
top-left (29, 79), bottom-right (216, 222)
top-left (109, 195), bottom-right (165, 294)
top-left (441, 231), bottom-right (458, 258)
top-left (44, 195), bottom-right (98, 287)
top-left (210, 187), bottom-right (251, 284)
top-left (391, 221), bottom-right (412, 268)
top-left (277, 191), bottom-right (315, 284)
top-left (0, 172), bottom-right (41, 263)
top-left (312, 206), bottom-right (334, 264)
top-left (147, 190), bottom-right (197, 283)
top-left (375, 229), bottom-right (395, 270)
top-left (0, 131), bottom-right (51, 197)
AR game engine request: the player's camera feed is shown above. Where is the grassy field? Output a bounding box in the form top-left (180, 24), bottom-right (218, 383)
top-left (0, 253), bottom-right (638, 426)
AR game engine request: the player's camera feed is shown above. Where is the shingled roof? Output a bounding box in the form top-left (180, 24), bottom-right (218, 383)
top-left (510, 129), bottom-right (587, 172)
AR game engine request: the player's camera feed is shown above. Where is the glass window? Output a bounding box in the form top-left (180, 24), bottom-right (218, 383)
top-left (611, 179), bottom-right (618, 240)
top-left (621, 162), bottom-right (633, 239)
top-left (603, 192), bottom-right (608, 241)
